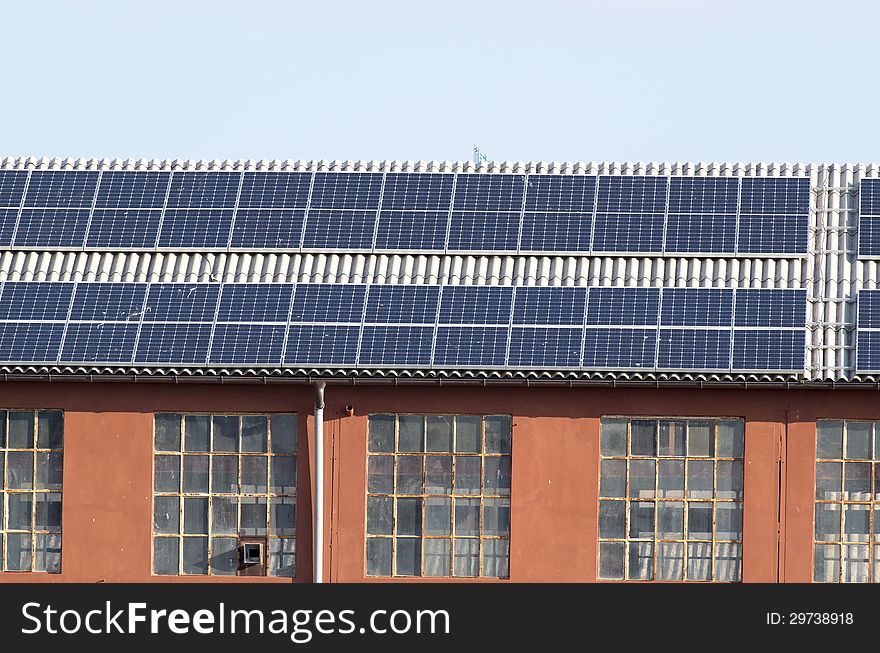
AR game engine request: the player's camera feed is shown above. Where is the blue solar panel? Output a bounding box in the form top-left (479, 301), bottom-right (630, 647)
top-left (433, 326), bottom-right (508, 367)
top-left (364, 285), bottom-right (440, 324)
top-left (438, 286), bottom-right (513, 325)
top-left (134, 323), bottom-right (212, 364)
top-left (507, 327), bottom-right (582, 367)
top-left (586, 287), bottom-right (660, 326)
top-left (94, 171), bottom-right (171, 209)
top-left (86, 209), bottom-right (161, 248)
top-left (596, 176), bottom-right (667, 213)
top-left (664, 214), bottom-right (736, 254)
top-left (668, 177), bottom-right (739, 213)
top-left (0, 322), bottom-right (64, 362)
top-left (208, 324), bottom-right (285, 365)
top-left (0, 171), bottom-right (28, 207)
top-left (739, 178), bottom-right (810, 215)
top-left (238, 172), bottom-right (311, 208)
top-left (736, 214), bottom-right (808, 255)
top-left (69, 283), bottom-right (147, 322)
top-left (309, 173), bottom-right (382, 210)
top-left (14, 209), bottom-right (89, 247)
top-left (858, 290), bottom-right (880, 329)
top-left (657, 329), bottom-right (731, 369)
top-left (142, 284), bottom-right (220, 323)
top-left (217, 284), bottom-right (293, 323)
top-left (519, 212), bottom-right (592, 252)
top-left (165, 172), bottom-right (241, 208)
top-left (157, 209), bottom-right (234, 248)
top-left (512, 287), bottom-right (587, 325)
top-left (0, 282), bottom-right (74, 321)
top-left (859, 216), bottom-right (880, 257)
top-left (452, 175), bottom-right (524, 212)
top-left (301, 209), bottom-right (376, 249)
top-left (524, 175), bottom-right (596, 212)
top-left (583, 328), bottom-right (657, 368)
top-left (732, 330), bottom-right (804, 371)
top-left (23, 171), bottom-right (99, 208)
top-left (861, 179), bottom-right (880, 216)
top-left (591, 213), bottom-right (664, 253)
top-left (59, 323), bottom-right (138, 363)
top-left (857, 331), bottom-right (880, 372)
top-left (734, 289), bottom-right (806, 327)
top-left (374, 211), bottom-right (448, 250)
top-left (0, 208), bottom-right (18, 246)
top-left (229, 209), bottom-right (305, 249)
top-left (290, 285), bottom-right (366, 323)
top-left (660, 288), bottom-right (733, 327)
top-left (284, 325), bottom-right (360, 366)
top-left (447, 212), bottom-right (521, 251)
top-left (381, 173), bottom-right (454, 211)
top-left (358, 326), bottom-right (433, 366)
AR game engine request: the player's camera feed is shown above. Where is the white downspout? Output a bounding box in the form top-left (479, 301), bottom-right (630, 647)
top-left (313, 380), bottom-right (326, 583)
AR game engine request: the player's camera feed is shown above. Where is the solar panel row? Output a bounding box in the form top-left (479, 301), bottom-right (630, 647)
top-left (859, 179), bottom-right (880, 257)
top-left (0, 281), bottom-right (806, 372)
top-left (855, 289), bottom-right (880, 372)
top-left (0, 170), bottom-right (809, 255)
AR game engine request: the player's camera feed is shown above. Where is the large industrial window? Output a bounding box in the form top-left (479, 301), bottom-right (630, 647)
top-left (365, 413), bottom-right (512, 578)
top-left (152, 413), bottom-right (297, 577)
top-left (813, 419), bottom-right (880, 582)
top-left (598, 417), bottom-right (744, 582)
top-left (1, 409), bottom-right (63, 574)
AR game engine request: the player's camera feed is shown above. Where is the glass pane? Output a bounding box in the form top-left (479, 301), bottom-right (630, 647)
top-left (658, 420), bottom-right (686, 456)
top-left (657, 501), bottom-right (684, 539)
top-left (426, 416), bottom-right (453, 452)
top-left (687, 541), bottom-right (712, 581)
top-left (35, 493), bottom-right (62, 531)
top-left (657, 542), bottom-right (684, 580)
top-left (454, 456), bottom-right (481, 495)
top-left (687, 459), bottom-right (714, 499)
top-left (687, 420), bottom-right (714, 457)
top-left (874, 507), bottom-right (880, 543)
top-left (630, 420), bottom-right (657, 456)
top-left (598, 500), bottom-right (626, 539)
top-left (629, 501), bottom-right (655, 539)
top-left (153, 537), bottom-right (179, 575)
top-left (6, 533), bottom-right (32, 571)
top-left (600, 418), bottom-right (627, 456)
top-left (454, 497), bottom-right (480, 537)
top-left (658, 460), bottom-right (684, 498)
top-left (153, 496), bottom-right (179, 534)
top-left (483, 498), bottom-right (510, 536)
top-left (483, 539), bottom-right (510, 578)
top-left (212, 415), bottom-right (240, 452)
top-left (270, 497), bottom-right (296, 536)
top-left (844, 504), bottom-right (870, 543)
top-left (425, 456), bottom-right (452, 495)
top-left (366, 538), bottom-right (392, 576)
top-left (687, 503), bottom-right (713, 539)
top-left (484, 456), bottom-right (511, 495)
top-left (454, 416), bottom-right (481, 453)
top-left (716, 502), bottom-right (743, 540)
top-left (398, 415), bottom-right (424, 452)
top-left (453, 538), bottom-right (479, 577)
top-left (8, 492), bottom-right (33, 530)
top-left (182, 455), bottom-right (209, 493)
top-left (629, 459), bottom-right (655, 499)
top-left (0, 410), bottom-right (5, 447)
top-left (813, 543), bottom-right (840, 582)
top-left (846, 422), bottom-right (873, 459)
top-left (8, 451), bottom-right (34, 489)
top-left (814, 503), bottom-right (841, 541)
top-left (183, 497), bottom-right (208, 534)
top-left (367, 496), bottom-right (393, 535)
top-left (269, 538), bottom-right (296, 577)
top-left (184, 415), bottom-right (209, 452)
top-left (8, 411), bottom-right (34, 448)
top-left (271, 456), bottom-right (297, 495)
top-left (628, 541), bottom-right (653, 580)
top-left (241, 456), bottom-right (268, 493)
top-left (424, 539), bottom-right (451, 577)
top-left (211, 537), bottom-right (238, 576)
top-left (816, 420), bottom-right (843, 459)
top-left (425, 497), bottom-right (452, 535)
top-left (368, 414), bottom-right (395, 453)
top-left (37, 410), bottom-right (64, 449)
top-left (843, 544), bottom-right (869, 582)
top-left (598, 541), bottom-right (625, 580)
top-left (844, 462), bottom-right (871, 500)
top-left (154, 414), bottom-right (181, 452)
top-left (212, 456), bottom-right (238, 494)
top-left (211, 496), bottom-right (238, 535)
top-left (241, 416), bottom-right (268, 453)
top-left (716, 460), bottom-right (744, 500)
top-left (716, 419), bottom-right (744, 458)
top-left (0, 455), bottom-right (4, 490)
top-left (154, 455), bottom-right (179, 493)
top-left (600, 460), bottom-right (626, 498)
top-left (270, 414), bottom-right (297, 454)
top-left (240, 497), bottom-right (267, 536)
top-left (395, 455), bottom-right (424, 494)
top-left (815, 461), bottom-right (841, 500)
top-left (395, 538), bottom-right (421, 576)
top-left (368, 456), bottom-right (394, 494)
top-left (182, 537), bottom-right (208, 575)
top-left (485, 415), bottom-right (512, 453)
top-left (34, 533), bottom-right (62, 574)
top-left (715, 542), bottom-right (742, 582)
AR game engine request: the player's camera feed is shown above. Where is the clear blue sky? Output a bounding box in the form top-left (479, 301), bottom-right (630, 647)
top-left (1, 1), bottom-right (875, 163)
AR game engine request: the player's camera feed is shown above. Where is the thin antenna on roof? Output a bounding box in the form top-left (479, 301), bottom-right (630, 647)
top-left (473, 144), bottom-right (490, 166)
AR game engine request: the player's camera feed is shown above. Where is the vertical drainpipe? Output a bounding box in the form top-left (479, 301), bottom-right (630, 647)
top-left (313, 381), bottom-right (326, 583)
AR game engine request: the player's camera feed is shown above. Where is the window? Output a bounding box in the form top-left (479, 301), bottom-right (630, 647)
top-left (152, 413), bottom-right (297, 577)
top-left (598, 417), bottom-right (744, 582)
top-left (814, 419), bottom-right (880, 582)
top-left (365, 413), bottom-right (512, 578)
top-left (1, 409), bottom-right (63, 573)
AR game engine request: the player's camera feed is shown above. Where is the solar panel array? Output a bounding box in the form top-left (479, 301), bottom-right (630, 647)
top-left (855, 290), bottom-right (880, 372)
top-left (858, 179), bottom-right (880, 257)
top-left (0, 170), bottom-right (809, 255)
top-left (0, 282), bottom-right (806, 372)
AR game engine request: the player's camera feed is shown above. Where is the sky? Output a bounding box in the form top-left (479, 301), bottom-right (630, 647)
top-left (0, 1), bottom-right (876, 163)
